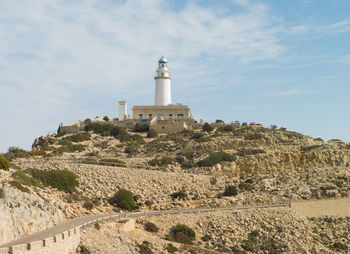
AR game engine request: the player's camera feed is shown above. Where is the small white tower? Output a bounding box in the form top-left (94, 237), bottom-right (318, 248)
top-left (154, 56), bottom-right (171, 106)
top-left (118, 101), bottom-right (127, 121)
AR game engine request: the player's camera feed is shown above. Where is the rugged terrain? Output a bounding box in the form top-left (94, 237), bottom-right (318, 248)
top-left (1, 121), bottom-right (350, 253)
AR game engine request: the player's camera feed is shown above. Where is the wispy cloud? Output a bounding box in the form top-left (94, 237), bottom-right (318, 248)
top-left (266, 89), bottom-right (319, 97)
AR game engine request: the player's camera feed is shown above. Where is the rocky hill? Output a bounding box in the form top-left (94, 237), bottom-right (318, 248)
top-left (1, 121), bottom-right (350, 253)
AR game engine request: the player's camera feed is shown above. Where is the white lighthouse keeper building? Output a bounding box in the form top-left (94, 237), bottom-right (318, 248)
top-left (154, 56), bottom-right (171, 106)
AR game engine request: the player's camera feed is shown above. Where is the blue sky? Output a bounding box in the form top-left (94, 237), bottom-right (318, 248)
top-left (1, 0), bottom-right (350, 152)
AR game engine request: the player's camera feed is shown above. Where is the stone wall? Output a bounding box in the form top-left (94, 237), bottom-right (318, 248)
top-left (150, 120), bottom-right (190, 134)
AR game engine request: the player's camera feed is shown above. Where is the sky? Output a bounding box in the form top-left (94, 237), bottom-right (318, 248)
top-left (0, 0), bottom-right (350, 152)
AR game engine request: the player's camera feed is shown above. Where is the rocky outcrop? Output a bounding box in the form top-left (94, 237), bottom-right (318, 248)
top-left (0, 182), bottom-right (65, 244)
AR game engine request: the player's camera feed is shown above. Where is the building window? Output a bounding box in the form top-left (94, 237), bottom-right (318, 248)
top-left (169, 114), bottom-right (173, 117)
top-left (149, 114), bottom-right (152, 117)
top-left (177, 114), bottom-right (184, 117)
top-left (139, 114), bottom-right (143, 117)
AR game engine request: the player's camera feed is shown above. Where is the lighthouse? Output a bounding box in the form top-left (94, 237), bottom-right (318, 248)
top-left (154, 56), bottom-right (171, 106)
top-left (132, 57), bottom-right (193, 122)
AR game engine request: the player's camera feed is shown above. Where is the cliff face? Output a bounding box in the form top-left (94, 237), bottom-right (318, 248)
top-left (0, 182), bottom-right (65, 244)
top-left (227, 147), bottom-right (350, 176)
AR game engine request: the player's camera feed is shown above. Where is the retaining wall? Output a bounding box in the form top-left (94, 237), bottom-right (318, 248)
top-left (0, 204), bottom-right (288, 254)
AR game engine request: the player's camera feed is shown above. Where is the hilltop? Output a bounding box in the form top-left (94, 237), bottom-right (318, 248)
top-left (1, 120), bottom-right (350, 253)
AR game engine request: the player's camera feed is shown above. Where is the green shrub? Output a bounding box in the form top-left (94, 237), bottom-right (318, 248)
top-left (138, 243), bottom-right (154, 254)
top-left (210, 176), bottom-right (217, 185)
top-left (99, 158), bottom-right (126, 165)
top-left (160, 156), bottom-right (174, 166)
top-left (133, 123), bottom-right (149, 132)
top-left (94, 222), bottom-right (101, 230)
top-left (201, 234), bottom-right (211, 242)
top-left (215, 119), bottom-right (224, 124)
top-left (68, 132), bottom-right (91, 142)
top-left (4, 147), bottom-right (30, 160)
top-left (9, 181), bottom-right (30, 193)
top-left (83, 201), bottom-right (94, 210)
top-left (111, 126), bottom-right (133, 142)
top-left (125, 143), bottom-right (139, 155)
top-left (11, 171), bottom-right (42, 188)
top-left (261, 238), bottom-right (286, 253)
top-left (103, 116), bottom-right (109, 121)
top-left (0, 155), bottom-right (9, 171)
top-left (165, 243), bottom-right (178, 253)
top-left (202, 122), bottom-right (213, 133)
top-left (108, 189), bottom-right (139, 211)
top-left (245, 133), bottom-right (262, 140)
top-left (147, 129), bottom-right (158, 138)
top-left (84, 122), bottom-right (114, 136)
top-left (79, 245), bottom-right (91, 254)
top-left (28, 150), bottom-right (47, 156)
top-left (301, 145), bottom-right (322, 152)
top-left (59, 139), bottom-right (73, 146)
top-left (223, 185), bottom-right (238, 196)
top-left (237, 148), bottom-right (265, 156)
top-left (58, 144), bottom-right (86, 153)
top-left (144, 222), bottom-right (159, 233)
top-left (314, 137), bottom-right (323, 142)
top-left (333, 242), bottom-right (347, 251)
top-left (197, 152), bottom-right (236, 167)
top-left (171, 224), bottom-right (196, 244)
top-left (170, 190), bottom-right (187, 200)
top-left (27, 168), bottom-right (78, 192)
top-left (238, 182), bottom-right (253, 191)
top-left (148, 158), bottom-right (159, 166)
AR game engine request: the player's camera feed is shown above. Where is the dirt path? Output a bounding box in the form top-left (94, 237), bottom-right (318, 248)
top-left (292, 197), bottom-right (350, 217)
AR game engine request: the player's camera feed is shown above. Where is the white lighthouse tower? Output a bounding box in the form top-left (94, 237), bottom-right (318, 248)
top-left (154, 56), bottom-right (171, 106)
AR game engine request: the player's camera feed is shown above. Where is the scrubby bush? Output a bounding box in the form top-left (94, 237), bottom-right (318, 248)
top-left (170, 190), bottom-right (188, 200)
top-left (66, 132), bottom-right (91, 142)
top-left (138, 243), bottom-right (154, 254)
top-left (79, 245), bottom-right (91, 254)
top-left (238, 182), bottom-right (254, 191)
top-left (197, 152), bottom-right (236, 167)
top-left (237, 148), bottom-right (265, 156)
top-left (148, 158), bottom-right (159, 166)
top-left (202, 122), bottom-right (213, 133)
top-left (0, 155), bottom-right (9, 171)
top-left (83, 201), bottom-right (94, 210)
top-left (57, 140), bottom-right (86, 152)
top-left (301, 145), bottom-right (323, 152)
top-left (147, 129), bottom-right (158, 138)
top-left (29, 150), bottom-right (46, 156)
top-left (170, 224), bottom-right (196, 244)
top-left (223, 185), bottom-right (238, 196)
top-left (27, 168), bottom-right (78, 193)
top-left (111, 126), bottom-right (133, 142)
top-left (209, 176), bottom-right (217, 185)
top-left (4, 147), bottom-right (30, 160)
top-left (108, 189), bottom-right (139, 211)
top-left (133, 123), bottom-right (149, 132)
top-left (11, 171), bottom-right (42, 188)
top-left (245, 133), bottom-right (263, 140)
top-left (215, 119), bottom-right (224, 124)
top-left (165, 243), bottom-right (178, 253)
top-left (144, 222), bottom-right (159, 233)
top-left (160, 156), bottom-right (174, 166)
top-left (9, 181), bottom-right (30, 193)
top-left (84, 122), bottom-right (114, 136)
top-left (124, 143), bottom-right (139, 155)
top-left (94, 222), bottom-right (101, 230)
top-left (103, 116), bottom-right (109, 121)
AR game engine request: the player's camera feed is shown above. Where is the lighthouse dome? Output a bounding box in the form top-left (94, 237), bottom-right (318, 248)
top-left (158, 56), bottom-right (167, 64)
